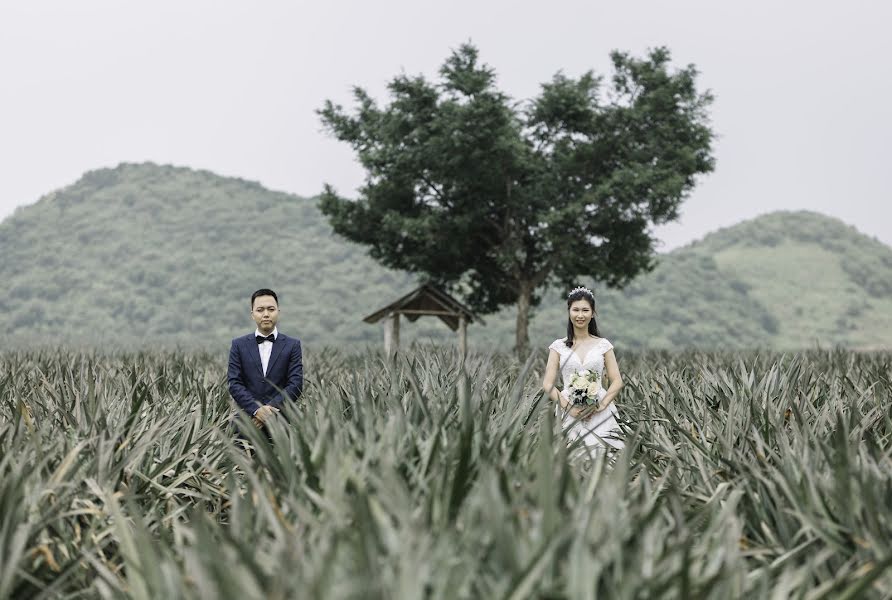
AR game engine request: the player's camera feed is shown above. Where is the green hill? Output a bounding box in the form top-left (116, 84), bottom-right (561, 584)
top-left (0, 163), bottom-right (418, 347)
top-left (1, 163), bottom-right (890, 351)
top-left (580, 211), bottom-right (892, 350)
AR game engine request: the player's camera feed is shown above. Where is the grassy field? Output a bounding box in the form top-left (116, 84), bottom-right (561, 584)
top-left (2, 348), bottom-right (891, 599)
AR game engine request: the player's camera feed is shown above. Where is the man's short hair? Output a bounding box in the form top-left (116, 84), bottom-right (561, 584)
top-left (251, 288), bottom-right (279, 309)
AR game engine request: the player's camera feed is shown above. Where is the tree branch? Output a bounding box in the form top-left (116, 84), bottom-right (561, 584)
top-left (418, 173), bottom-right (448, 207)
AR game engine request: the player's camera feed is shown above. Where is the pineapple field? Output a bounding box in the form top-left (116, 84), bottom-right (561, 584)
top-left (2, 348), bottom-right (891, 599)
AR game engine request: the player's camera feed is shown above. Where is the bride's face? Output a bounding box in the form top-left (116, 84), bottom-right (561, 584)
top-left (568, 300), bottom-right (593, 329)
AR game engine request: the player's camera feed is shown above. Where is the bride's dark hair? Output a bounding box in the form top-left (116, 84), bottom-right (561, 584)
top-left (565, 288), bottom-right (599, 347)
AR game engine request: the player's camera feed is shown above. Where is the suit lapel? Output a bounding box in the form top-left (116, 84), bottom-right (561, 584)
top-left (246, 335), bottom-right (264, 376)
top-left (266, 334), bottom-right (286, 375)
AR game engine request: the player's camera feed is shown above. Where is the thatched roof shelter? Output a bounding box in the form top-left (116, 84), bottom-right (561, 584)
top-left (363, 284), bottom-right (483, 356)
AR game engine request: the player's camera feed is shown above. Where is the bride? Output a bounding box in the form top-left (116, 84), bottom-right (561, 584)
top-left (542, 286), bottom-right (625, 459)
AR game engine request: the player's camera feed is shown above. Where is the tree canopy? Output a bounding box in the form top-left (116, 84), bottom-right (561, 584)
top-left (319, 43), bottom-right (715, 355)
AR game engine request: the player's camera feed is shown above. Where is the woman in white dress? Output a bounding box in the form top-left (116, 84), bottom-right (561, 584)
top-left (542, 286), bottom-right (625, 459)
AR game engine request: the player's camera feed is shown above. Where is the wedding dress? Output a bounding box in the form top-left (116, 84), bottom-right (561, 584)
top-left (548, 337), bottom-right (625, 459)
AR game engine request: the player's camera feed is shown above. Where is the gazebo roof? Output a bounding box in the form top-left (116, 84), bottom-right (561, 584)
top-left (362, 284), bottom-right (484, 331)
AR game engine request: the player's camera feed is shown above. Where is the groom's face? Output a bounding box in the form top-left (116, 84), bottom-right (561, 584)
top-left (252, 295), bottom-right (279, 334)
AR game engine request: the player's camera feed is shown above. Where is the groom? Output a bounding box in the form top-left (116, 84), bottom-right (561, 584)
top-left (227, 288), bottom-right (303, 432)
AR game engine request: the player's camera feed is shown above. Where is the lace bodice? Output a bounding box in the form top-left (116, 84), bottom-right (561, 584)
top-left (548, 337), bottom-right (614, 387)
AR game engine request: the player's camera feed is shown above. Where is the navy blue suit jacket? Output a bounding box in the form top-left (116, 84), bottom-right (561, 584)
top-left (227, 333), bottom-right (303, 416)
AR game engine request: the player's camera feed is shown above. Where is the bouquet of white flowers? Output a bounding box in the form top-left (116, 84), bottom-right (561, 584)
top-left (567, 369), bottom-right (602, 406)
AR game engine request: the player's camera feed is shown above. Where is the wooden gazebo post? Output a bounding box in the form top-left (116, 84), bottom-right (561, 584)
top-left (383, 311), bottom-right (400, 355)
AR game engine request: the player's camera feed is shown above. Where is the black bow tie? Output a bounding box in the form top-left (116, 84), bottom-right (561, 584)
top-left (256, 334), bottom-right (275, 344)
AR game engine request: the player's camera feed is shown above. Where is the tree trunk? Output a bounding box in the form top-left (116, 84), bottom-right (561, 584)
top-left (457, 315), bottom-right (468, 361)
top-left (515, 282), bottom-right (532, 359)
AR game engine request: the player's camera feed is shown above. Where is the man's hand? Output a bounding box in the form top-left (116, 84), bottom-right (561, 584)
top-left (252, 405), bottom-right (280, 427)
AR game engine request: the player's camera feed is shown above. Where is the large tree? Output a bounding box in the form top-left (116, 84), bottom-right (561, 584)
top-left (319, 44), bottom-right (714, 355)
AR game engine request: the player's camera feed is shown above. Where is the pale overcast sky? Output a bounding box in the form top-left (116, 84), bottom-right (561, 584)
top-left (1, 1), bottom-right (889, 251)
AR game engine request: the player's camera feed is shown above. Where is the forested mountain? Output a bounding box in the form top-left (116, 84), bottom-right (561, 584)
top-left (2, 163), bottom-right (890, 351)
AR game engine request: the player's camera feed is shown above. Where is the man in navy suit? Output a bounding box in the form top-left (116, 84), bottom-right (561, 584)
top-left (228, 288), bottom-right (303, 431)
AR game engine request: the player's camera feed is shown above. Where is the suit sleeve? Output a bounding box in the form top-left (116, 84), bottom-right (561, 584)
top-left (227, 340), bottom-right (262, 416)
top-left (269, 339), bottom-right (303, 409)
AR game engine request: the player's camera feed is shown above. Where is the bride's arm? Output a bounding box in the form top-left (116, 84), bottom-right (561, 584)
top-left (542, 350), bottom-right (570, 410)
top-left (599, 349), bottom-right (624, 408)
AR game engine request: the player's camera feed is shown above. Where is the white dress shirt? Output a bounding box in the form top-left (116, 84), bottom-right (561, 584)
top-left (255, 327), bottom-right (278, 376)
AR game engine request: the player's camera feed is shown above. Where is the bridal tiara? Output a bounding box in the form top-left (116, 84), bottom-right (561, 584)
top-left (568, 286), bottom-right (594, 299)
